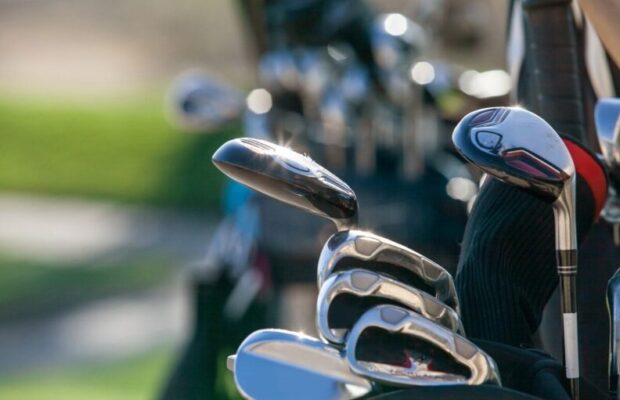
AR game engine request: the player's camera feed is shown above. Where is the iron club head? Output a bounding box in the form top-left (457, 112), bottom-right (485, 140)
top-left (345, 304), bottom-right (501, 387)
top-left (212, 138), bottom-right (358, 230)
top-left (316, 269), bottom-right (463, 345)
top-left (317, 230), bottom-right (459, 313)
top-left (229, 329), bottom-right (372, 400)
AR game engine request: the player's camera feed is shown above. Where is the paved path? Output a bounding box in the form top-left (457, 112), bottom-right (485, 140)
top-left (0, 193), bottom-right (215, 265)
top-left (0, 193), bottom-right (215, 374)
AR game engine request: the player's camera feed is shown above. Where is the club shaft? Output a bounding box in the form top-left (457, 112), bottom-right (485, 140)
top-left (559, 272), bottom-right (579, 400)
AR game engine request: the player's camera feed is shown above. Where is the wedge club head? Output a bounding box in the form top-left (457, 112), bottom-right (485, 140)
top-left (317, 230), bottom-right (459, 313)
top-left (346, 304), bottom-right (501, 387)
top-left (452, 107), bottom-right (579, 394)
top-left (317, 269), bottom-right (463, 345)
top-left (229, 329), bottom-right (372, 400)
top-left (607, 268), bottom-right (620, 398)
top-left (213, 138), bottom-right (358, 230)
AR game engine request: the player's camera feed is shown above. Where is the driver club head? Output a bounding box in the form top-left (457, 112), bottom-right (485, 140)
top-left (345, 304), bottom-right (501, 388)
top-left (607, 269), bottom-right (620, 397)
top-left (452, 107), bottom-right (574, 203)
top-left (229, 329), bottom-right (373, 400)
top-left (212, 138), bottom-right (358, 230)
top-left (316, 269), bottom-right (463, 345)
top-left (317, 230), bottom-right (459, 313)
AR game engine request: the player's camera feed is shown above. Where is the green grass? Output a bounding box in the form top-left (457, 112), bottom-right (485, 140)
top-left (0, 347), bottom-right (173, 400)
top-left (0, 256), bottom-right (173, 321)
top-left (0, 93), bottom-right (238, 212)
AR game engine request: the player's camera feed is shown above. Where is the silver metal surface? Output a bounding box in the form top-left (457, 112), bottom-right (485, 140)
top-left (607, 269), bottom-right (620, 398)
top-left (317, 230), bottom-right (459, 313)
top-left (595, 98), bottom-right (620, 227)
top-left (316, 269), bottom-right (463, 344)
top-left (345, 304), bottom-right (501, 387)
top-left (231, 329), bottom-right (372, 400)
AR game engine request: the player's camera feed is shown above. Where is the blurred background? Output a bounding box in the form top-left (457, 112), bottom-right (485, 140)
top-left (0, 1), bottom-right (508, 399)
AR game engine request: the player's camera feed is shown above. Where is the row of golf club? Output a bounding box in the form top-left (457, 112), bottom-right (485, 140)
top-left (210, 104), bottom-right (607, 399)
top-left (210, 134), bottom-right (505, 398)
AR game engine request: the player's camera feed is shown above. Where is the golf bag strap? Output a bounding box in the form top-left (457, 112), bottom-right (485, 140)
top-left (521, 0), bottom-right (588, 144)
top-left (562, 136), bottom-right (608, 219)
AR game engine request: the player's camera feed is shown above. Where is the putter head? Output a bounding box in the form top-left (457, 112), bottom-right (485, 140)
top-left (230, 329), bottom-right (372, 400)
top-left (452, 107), bottom-right (574, 203)
top-left (212, 138), bottom-right (358, 229)
top-left (317, 230), bottom-right (459, 313)
top-left (167, 70), bottom-right (244, 132)
top-left (346, 305), bottom-right (501, 387)
top-left (607, 269), bottom-right (620, 396)
top-left (317, 269), bottom-right (463, 345)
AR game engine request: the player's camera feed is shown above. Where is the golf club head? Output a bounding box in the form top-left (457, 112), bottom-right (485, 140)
top-left (317, 230), bottom-right (459, 313)
top-left (607, 268), bottom-right (620, 397)
top-left (595, 98), bottom-right (620, 173)
top-left (212, 138), bottom-right (358, 229)
top-left (595, 98), bottom-right (620, 224)
top-left (317, 269), bottom-right (463, 345)
top-left (167, 70), bottom-right (244, 132)
top-left (452, 107), bottom-right (574, 203)
top-left (229, 329), bottom-right (373, 400)
top-left (346, 305), bottom-right (501, 387)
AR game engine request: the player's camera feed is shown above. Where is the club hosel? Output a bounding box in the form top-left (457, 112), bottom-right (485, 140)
top-left (553, 179), bottom-right (577, 274)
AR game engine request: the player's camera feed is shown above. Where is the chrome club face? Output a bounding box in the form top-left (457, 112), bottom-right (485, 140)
top-left (452, 106), bottom-right (579, 391)
top-left (229, 329), bottom-right (372, 400)
top-left (595, 98), bottom-right (620, 174)
top-left (452, 107), bottom-right (574, 202)
top-left (212, 138), bottom-right (358, 230)
top-left (607, 269), bottom-right (620, 398)
top-left (316, 269), bottom-right (463, 345)
top-left (345, 305), bottom-right (501, 387)
top-left (595, 98), bottom-right (620, 229)
top-left (317, 230), bottom-right (459, 313)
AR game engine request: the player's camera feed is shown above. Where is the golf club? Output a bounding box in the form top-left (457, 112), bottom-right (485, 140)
top-left (452, 106), bottom-right (578, 397)
top-left (212, 138), bottom-right (357, 230)
top-left (317, 229), bottom-right (459, 312)
top-left (228, 329), bottom-right (373, 400)
top-left (316, 269), bottom-right (463, 345)
top-left (345, 304), bottom-right (501, 387)
top-left (595, 98), bottom-right (620, 244)
top-left (607, 269), bottom-right (620, 399)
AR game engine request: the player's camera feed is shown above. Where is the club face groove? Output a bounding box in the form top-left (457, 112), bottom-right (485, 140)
top-left (345, 305), bottom-right (501, 388)
top-left (231, 329), bottom-right (372, 400)
top-left (317, 230), bottom-right (459, 313)
top-left (212, 138), bottom-right (358, 229)
top-left (452, 107), bottom-right (574, 203)
top-left (316, 269), bottom-right (464, 345)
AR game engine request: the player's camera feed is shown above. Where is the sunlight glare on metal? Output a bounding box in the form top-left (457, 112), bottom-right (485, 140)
top-left (446, 177), bottom-right (477, 201)
top-left (246, 88), bottom-right (273, 114)
top-left (410, 61), bottom-right (435, 85)
top-left (384, 13), bottom-right (408, 36)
